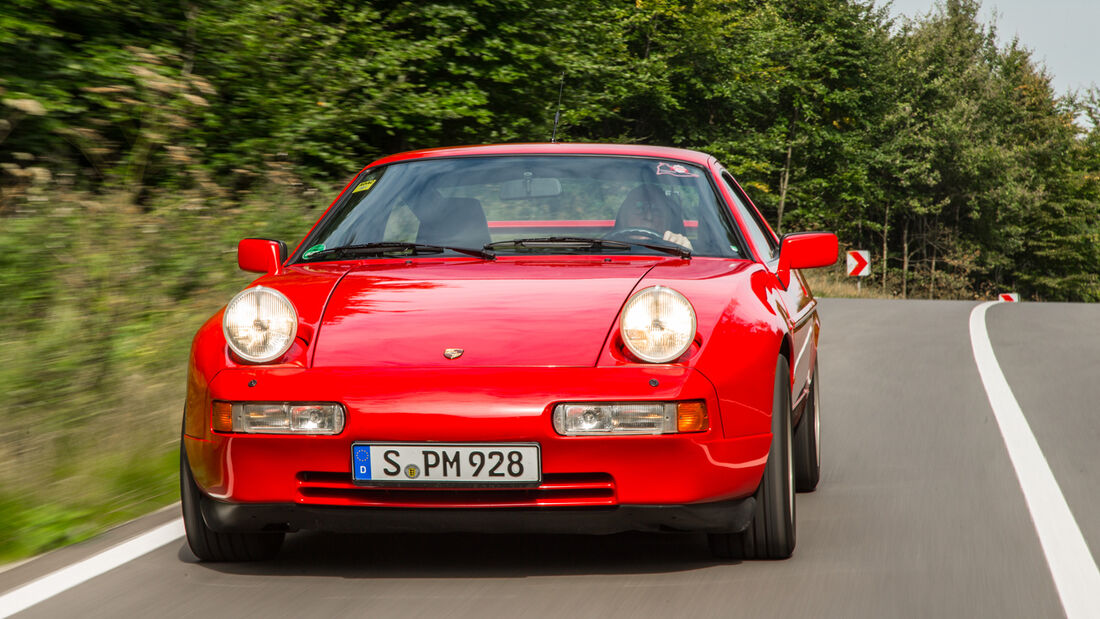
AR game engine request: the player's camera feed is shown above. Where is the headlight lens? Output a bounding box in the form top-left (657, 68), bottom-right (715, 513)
top-left (212, 401), bottom-right (345, 434)
top-left (619, 286), bottom-right (696, 363)
top-left (222, 286), bottom-right (298, 363)
top-left (552, 401), bottom-right (708, 435)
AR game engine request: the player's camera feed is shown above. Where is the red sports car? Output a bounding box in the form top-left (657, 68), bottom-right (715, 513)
top-left (180, 143), bottom-right (837, 562)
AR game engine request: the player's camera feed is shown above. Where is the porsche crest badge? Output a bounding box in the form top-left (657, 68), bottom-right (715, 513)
top-left (443, 348), bottom-right (464, 359)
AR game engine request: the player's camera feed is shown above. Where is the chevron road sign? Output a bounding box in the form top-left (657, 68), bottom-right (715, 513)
top-left (846, 250), bottom-right (871, 277)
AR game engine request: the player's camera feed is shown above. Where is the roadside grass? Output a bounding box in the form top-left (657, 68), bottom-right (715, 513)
top-left (0, 450), bottom-right (178, 563)
top-left (802, 267), bottom-right (894, 299)
top-left (0, 189), bottom-right (321, 563)
top-left (802, 262), bottom-right (981, 301)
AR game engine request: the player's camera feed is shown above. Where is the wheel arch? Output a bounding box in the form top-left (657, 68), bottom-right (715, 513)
top-left (778, 334), bottom-right (794, 384)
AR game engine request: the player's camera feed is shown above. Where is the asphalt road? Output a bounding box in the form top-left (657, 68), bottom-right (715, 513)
top-left (3, 298), bottom-right (1097, 618)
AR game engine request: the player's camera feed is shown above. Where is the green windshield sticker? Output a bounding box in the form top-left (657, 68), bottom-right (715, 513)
top-left (302, 243), bottom-right (326, 259)
top-left (352, 179), bottom-right (376, 193)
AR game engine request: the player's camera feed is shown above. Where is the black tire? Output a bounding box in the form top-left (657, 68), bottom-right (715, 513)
top-left (794, 363), bottom-right (821, 492)
top-left (709, 357), bottom-right (796, 560)
top-left (180, 449), bottom-right (284, 562)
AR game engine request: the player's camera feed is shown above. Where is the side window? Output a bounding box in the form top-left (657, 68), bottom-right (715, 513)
top-left (722, 173), bottom-right (778, 262)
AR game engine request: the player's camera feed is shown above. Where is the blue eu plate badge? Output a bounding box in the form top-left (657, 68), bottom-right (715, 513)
top-left (352, 445), bottom-right (371, 480)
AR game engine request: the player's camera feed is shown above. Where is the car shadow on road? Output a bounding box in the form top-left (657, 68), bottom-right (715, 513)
top-left (179, 530), bottom-right (732, 578)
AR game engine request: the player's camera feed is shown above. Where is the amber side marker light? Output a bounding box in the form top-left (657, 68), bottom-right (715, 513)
top-left (212, 401), bottom-right (233, 433)
top-left (677, 401), bottom-right (708, 433)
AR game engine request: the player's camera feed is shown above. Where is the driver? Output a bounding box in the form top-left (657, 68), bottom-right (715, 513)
top-left (612, 185), bottom-right (693, 250)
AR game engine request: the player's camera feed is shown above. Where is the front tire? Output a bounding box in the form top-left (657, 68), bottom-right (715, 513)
top-left (794, 363), bottom-right (821, 492)
top-left (180, 449), bottom-right (284, 562)
top-left (709, 357), bottom-right (796, 560)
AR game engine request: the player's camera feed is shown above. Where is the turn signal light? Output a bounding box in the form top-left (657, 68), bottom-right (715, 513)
top-left (212, 401), bottom-right (233, 433)
top-left (676, 402), bottom-right (708, 433)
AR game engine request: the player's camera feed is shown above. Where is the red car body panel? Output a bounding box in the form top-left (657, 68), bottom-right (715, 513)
top-left (183, 143), bottom-right (828, 532)
top-left (312, 258), bottom-right (658, 368)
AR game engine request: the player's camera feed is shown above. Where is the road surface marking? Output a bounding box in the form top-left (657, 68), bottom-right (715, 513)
top-left (970, 301), bottom-right (1100, 619)
top-left (0, 517), bottom-right (184, 618)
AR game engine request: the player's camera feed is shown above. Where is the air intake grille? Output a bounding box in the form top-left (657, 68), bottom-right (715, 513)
top-left (295, 471), bottom-right (616, 508)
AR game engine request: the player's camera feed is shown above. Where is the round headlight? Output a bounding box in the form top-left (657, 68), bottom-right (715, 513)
top-left (619, 285), bottom-right (696, 363)
top-left (222, 286), bottom-right (298, 363)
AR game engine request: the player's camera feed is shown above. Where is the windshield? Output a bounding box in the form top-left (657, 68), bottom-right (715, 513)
top-left (294, 156), bottom-right (746, 261)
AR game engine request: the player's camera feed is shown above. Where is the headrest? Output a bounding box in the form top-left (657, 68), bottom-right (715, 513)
top-left (615, 185), bottom-right (685, 234)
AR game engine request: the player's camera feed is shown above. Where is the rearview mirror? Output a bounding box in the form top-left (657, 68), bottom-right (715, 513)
top-left (500, 176), bottom-right (562, 200)
top-left (238, 238), bottom-right (287, 274)
top-left (776, 232), bottom-right (838, 288)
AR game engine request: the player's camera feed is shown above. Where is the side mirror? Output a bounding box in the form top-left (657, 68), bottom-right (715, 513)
top-left (776, 232), bottom-right (838, 288)
top-left (238, 238), bottom-right (287, 275)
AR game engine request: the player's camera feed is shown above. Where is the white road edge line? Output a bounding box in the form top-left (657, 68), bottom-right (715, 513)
top-left (0, 517), bottom-right (184, 618)
top-left (970, 301), bottom-right (1100, 619)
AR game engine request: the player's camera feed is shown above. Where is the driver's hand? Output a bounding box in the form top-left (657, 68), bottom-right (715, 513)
top-left (663, 231), bottom-right (693, 251)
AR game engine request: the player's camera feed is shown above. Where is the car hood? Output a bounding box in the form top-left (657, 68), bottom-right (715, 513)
top-left (310, 259), bottom-right (663, 368)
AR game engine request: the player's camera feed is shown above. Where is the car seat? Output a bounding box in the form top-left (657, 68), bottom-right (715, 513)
top-left (416, 197), bottom-right (491, 249)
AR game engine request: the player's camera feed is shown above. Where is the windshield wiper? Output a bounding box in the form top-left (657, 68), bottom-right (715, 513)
top-left (484, 236), bottom-right (690, 259)
top-left (485, 236), bottom-right (623, 250)
top-left (306, 242), bottom-right (495, 261)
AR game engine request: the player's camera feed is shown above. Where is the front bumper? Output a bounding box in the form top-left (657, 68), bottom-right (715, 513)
top-left (183, 365), bottom-right (770, 522)
top-left (200, 495), bottom-right (757, 535)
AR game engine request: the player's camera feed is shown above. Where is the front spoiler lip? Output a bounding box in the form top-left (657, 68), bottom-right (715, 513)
top-left (200, 495), bottom-right (756, 536)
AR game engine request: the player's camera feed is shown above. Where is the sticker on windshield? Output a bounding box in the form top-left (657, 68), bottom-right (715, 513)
top-left (656, 162), bottom-right (699, 178)
top-left (353, 179), bottom-right (376, 193)
top-left (302, 243), bottom-right (326, 259)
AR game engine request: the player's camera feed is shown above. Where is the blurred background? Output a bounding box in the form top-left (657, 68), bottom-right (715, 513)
top-left (1, 0), bottom-right (1097, 562)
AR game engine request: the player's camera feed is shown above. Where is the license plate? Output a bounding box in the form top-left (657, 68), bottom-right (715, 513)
top-left (351, 443), bottom-right (541, 486)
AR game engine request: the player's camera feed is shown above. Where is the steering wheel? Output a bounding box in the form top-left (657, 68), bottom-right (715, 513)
top-left (606, 227), bottom-right (665, 243)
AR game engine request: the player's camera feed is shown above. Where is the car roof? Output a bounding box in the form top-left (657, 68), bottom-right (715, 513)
top-left (367, 143), bottom-right (717, 168)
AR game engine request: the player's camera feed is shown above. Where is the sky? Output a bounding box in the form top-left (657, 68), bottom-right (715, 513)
top-left (880, 0), bottom-right (1099, 95)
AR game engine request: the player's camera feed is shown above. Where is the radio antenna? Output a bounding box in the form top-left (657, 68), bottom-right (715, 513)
top-left (551, 72), bottom-right (565, 143)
